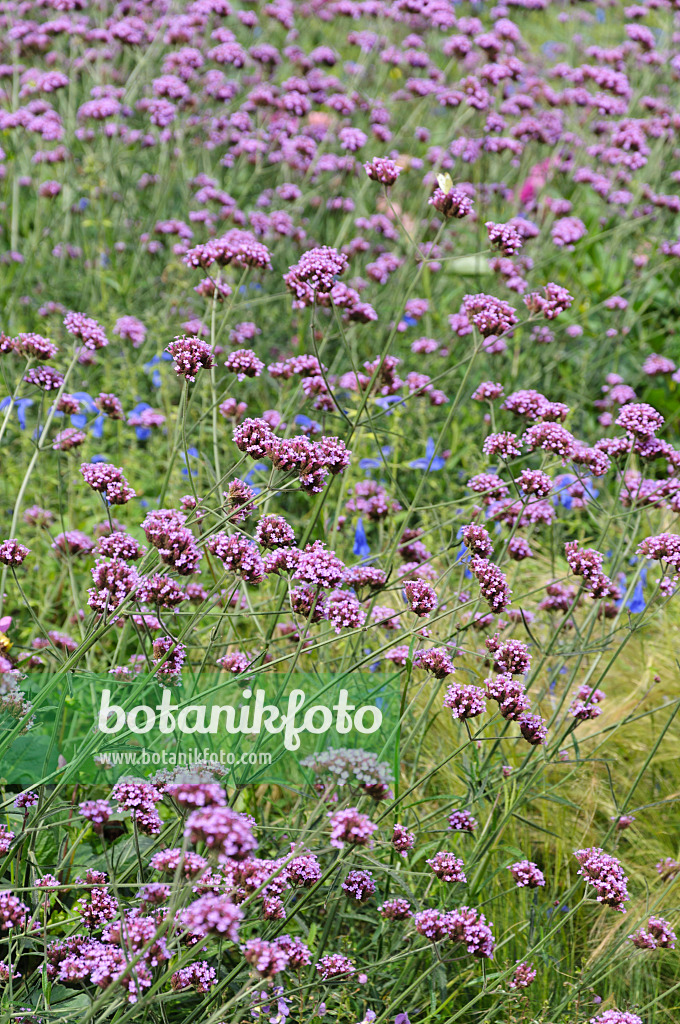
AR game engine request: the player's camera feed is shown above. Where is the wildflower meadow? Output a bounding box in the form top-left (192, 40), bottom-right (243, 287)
top-left (1, 0), bottom-right (680, 1021)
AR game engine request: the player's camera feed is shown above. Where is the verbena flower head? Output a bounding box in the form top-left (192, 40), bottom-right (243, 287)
top-left (590, 1013), bottom-right (642, 1024)
top-left (403, 579), bottom-right (437, 616)
top-left (182, 894), bottom-right (243, 941)
top-left (0, 892), bottom-right (30, 930)
top-left (518, 712), bottom-right (548, 746)
top-left (413, 647), bottom-right (455, 678)
top-left (509, 961), bottom-right (536, 989)
top-left (392, 823), bottom-right (415, 856)
top-left (183, 230), bottom-right (271, 270)
top-left (0, 540), bottom-right (30, 566)
top-left (486, 221), bottom-right (523, 256)
top-left (470, 558), bottom-right (511, 612)
top-left (152, 637), bottom-right (186, 680)
top-left (243, 938), bottom-right (290, 977)
top-left (616, 402), bottom-right (664, 438)
top-left (461, 293), bottom-right (518, 338)
top-left (79, 800), bottom-right (112, 833)
top-left (328, 807), bottom-right (377, 849)
top-left (185, 806), bottom-right (258, 859)
top-left (171, 961), bottom-right (217, 993)
top-left (371, 890), bottom-right (412, 928)
top-left (142, 509), bottom-right (202, 576)
top-left (509, 860), bottom-right (545, 888)
top-left (225, 349), bottom-right (264, 381)
top-left (283, 247), bottom-right (348, 308)
top-left (63, 311), bottom-right (108, 350)
top-left (446, 906), bottom-right (495, 958)
top-left (427, 852), bottom-right (466, 883)
top-left (342, 869), bottom-right (376, 902)
top-left (524, 283), bottom-right (573, 319)
top-left (167, 335), bottom-right (214, 381)
top-left (629, 916), bottom-right (676, 950)
top-left (429, 186), bottom-right (474, 218)
top-left (443, 683), bottom-right (486, 721)
top-left (315, 953), bottom-right (355, 981)
top-left (364, 156), bottom-right (401, 186)
top-left (81, 464), bottom-right (135, 505)
top-left (301, 748), bottom-right (393, 799)
top-left (275, 934), bottom-right (312, 968)
top-left (462, 523), bottom-right (494, 558)
top-left (574, 848), bottom-right (630, 912)
top-left (448, 810), bottom-right (477, 834)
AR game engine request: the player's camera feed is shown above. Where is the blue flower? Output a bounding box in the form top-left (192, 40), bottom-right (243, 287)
top-left (0, 396), bottom-right (33, 430)
top-left (373, 395), bottom-right (403, 413)
top-left (180, 447), bottom-right (199, 478)
top-left (244, 462), bottom-right (267, 489)
top-left (456, 541), bottom-right (472, 578)
top-left (353, 518), bottom-right (370, 558)
top-left (70, 391), bottom-right (98, 413)
top-left (69, 392), bottom-right (106, 438)
top-left (91, 414), bottom-right (106, 440)
top-left (409, 437), bottom-right (445, 471)
top-left (627, 578), bottom-right (645, 615)
top-left (90, 454), bottom-right (109, 464)
top-left (359, 446), bottom-right (392, 471)
top-left (553, 473), bottom-right (576, 509)
top-left (129, 402), bottom-right (153, 441)
top-left (295, 413), bottom-right (321, 433)
top-left (143, 353), bottom-right (172, 389)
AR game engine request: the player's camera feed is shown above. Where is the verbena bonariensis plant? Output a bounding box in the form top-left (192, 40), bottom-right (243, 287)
top-left (0, 0), bottom-right (680, 1021)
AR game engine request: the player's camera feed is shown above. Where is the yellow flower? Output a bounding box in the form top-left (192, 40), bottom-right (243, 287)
top-left (0, 632), bottom-right (10, 654)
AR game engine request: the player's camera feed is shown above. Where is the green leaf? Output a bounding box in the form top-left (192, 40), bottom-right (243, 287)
top-left (0, 733), bottom-right (59, 785)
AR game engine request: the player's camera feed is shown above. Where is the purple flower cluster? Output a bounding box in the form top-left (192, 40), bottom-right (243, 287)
top-left (574, 848), bottom-right (630, 913)
top-left (0, 540), bottom-right (30, 566)
top-left (403, 579), bottom-right (438, 616)
top-left (364, 157), bottom-right (401, 186)
top-left (283, 247), bottom-right (349, 308)
top-left (167, 335), bottom-right (214, 381)
top-left (414, 906), bottom-right (495, 958)
top-left (427, 852), bottom-right (466, 883)
top-left (328, 807), bottom-right (377, 849)
top-left (629, 916), bottom-right (676, 950)
top-left (443, 683), bottom-right (487, 722)
top-left (184, 805), bottom-right (258, 859)
top-left (81, 463), bottom-right (136, 505)
top-left (509, 961), bottom-right (536, 989)
top-left (509, 861), bottom-right (545, 888)
top-left (341, 870), bottom-right (376, 902)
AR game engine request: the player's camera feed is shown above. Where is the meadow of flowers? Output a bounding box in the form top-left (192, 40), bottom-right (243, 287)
top-left (2, 0), bottom-right (680, 1020)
